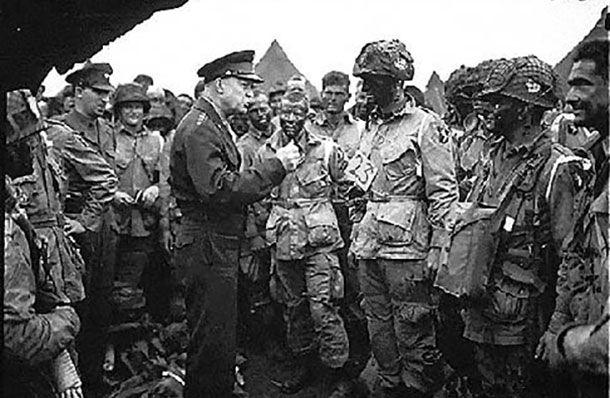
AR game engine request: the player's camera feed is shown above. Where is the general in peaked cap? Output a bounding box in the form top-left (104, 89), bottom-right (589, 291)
top-left (66, 60), bottom-right (114, 91)
top-left (197, 50), bottom-right (263, 83)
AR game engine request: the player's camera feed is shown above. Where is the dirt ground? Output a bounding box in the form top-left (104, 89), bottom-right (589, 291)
top-left (240, 341), bottom-right (376, 398)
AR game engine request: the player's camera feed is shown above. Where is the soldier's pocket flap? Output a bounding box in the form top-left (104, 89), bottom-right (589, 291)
top-left (380, 135), bottom-right (416, 164)
top-left (304, 208), bottom-right (340, 247)
top-left (375, 201), bottom-right (415, 245)
top-left (295, 165), bottom-right (328, 186)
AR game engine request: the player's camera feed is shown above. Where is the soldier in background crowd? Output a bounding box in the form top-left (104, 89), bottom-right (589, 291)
top-left (175, 93), bottom-right (194, 124)
top-left (351, 39), bottom-right (458, 398)
top-left (229, 110), bottom-right (251, 138)
top-left (146, 101), bottom-right (183, 321)
top-left (461, 55), bottom-right (591, 398)
top-left (258, 91), bottom-right (352, 397)
top-left (444, 59), bottom-right (499, 200)
top-left (110, 83), bottom-right (168, 327)
top-left (170, 50), bottom-right (301, 398)
top-left (54, 61), bottom-right (120, 395)
top-left (349, 80), bottom-right (376, 122)
top-left (307, 70), bottom-right (371, 396)
top-left (236, 90), bottom-right (277, 349)
top-left (268, 80), bottom-right (287, 117)
top-left (539, 38), bottom-right (608, 398)
top-left (134, 73), bottom-right (154, 93)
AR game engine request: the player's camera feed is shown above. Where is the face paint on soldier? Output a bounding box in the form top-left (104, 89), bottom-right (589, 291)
top-left (322, 84), bottom-right (350, 114)
top-left (119, 102), bottom-right (145, 128)
top-left (483, 95), bottom-right (523, 136)
top-left (218, 77), bottom-right (254, 115)
top-left (247, 94), bottom-right (271, 131)
top-left (76, 86), bottom-right (112, 118)
top-left (279, 98), bottom-right (308, 139)
top-left (566, 60), bottom-right (609, 131)
top-left (362, 75), bottom-right (399, 109)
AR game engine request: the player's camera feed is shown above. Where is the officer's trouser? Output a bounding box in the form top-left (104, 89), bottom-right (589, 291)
top-left (275, 252), bottom-right (349, 369)
top-left (74, 210), bottom-right (116, 392)
top-left (174, 218), bottom-right (239, 398)
top-left (359, 258), bottom-right (444, 393)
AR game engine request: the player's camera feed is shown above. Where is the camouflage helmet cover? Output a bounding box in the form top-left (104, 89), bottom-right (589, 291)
top-left (445, 59), bottom-right (500, 105)
top-left (6, 89), bottom-right (44, 145)
top-left (479, 55), bottom-right (562, 108)
top-left (353, 39), bottom-right (414, 81)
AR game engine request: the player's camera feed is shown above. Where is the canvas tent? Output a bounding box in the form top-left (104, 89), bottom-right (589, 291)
top-left (424, 71), bottom-right (447, 116)
top-left (554, 7), bottom-right (608, 84)
top-left (255, 40), bottom-right (320, 100)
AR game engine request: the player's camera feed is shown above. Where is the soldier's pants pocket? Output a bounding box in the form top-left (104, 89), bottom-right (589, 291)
top-left (483, 277), bottom-right (532, 323)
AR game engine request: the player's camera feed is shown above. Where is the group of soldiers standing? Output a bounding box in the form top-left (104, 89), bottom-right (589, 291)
top-left (4, 36), bottom-right (608, 398)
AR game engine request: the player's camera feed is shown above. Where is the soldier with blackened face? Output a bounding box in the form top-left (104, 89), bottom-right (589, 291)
top-left (459, 56), bottom-right (592, 398)
top-left (350, 39), bottom-right (459, 398)
top-left (257, 91), bottom-right (351, 396)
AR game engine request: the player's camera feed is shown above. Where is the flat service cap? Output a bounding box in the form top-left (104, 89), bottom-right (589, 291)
top-left (197, 50), bottom-right (263, 83)
top-left (66, 61), bottom-right (114, 91)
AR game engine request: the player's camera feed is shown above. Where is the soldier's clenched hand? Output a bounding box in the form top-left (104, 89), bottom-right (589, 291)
top-left (275, 142), bottom-right (302, 172)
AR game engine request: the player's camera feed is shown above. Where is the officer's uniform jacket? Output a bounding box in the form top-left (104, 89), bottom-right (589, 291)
top-left (59, 108), bottom-right (116, 167)
top-left (114, 124), bottom-right (166, 237)
top-left (4, 212), bottom-right (80, 367)
top-left (258, 128), bottom-right (347, 261)
top-left (11, 131), bottom-right (86, 307)
top-left (45, 120), bottom-right (118, 233)
top-left (351, 100), bottom-right (459, 260)
top-left (170, 97), bottom-right (285, 235)
top-left (464, 131), bottom-right (591, 345)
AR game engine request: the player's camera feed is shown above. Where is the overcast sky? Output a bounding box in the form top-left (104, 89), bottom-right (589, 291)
top-left (42, 0), bottom-right (606, 97)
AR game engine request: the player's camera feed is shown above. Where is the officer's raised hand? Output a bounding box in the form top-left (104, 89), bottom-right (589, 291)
top-left (275, 141), bottom-right (302, 172)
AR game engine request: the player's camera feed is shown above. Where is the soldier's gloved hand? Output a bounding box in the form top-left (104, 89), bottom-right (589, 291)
top-left (425, 247), bottom-right (441, 279)
top-left (63, 219), bottom-right (86, 236)
top-left (114, 191), bottom-right (135, 207)
top-left (141, 185), bottom-right (160, 206)
top-left (275, 142), bottom-right (302, 172)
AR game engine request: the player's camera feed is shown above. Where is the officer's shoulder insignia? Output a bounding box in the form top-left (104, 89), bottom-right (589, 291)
top-left (196, 112), bottom-right (209, 126)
